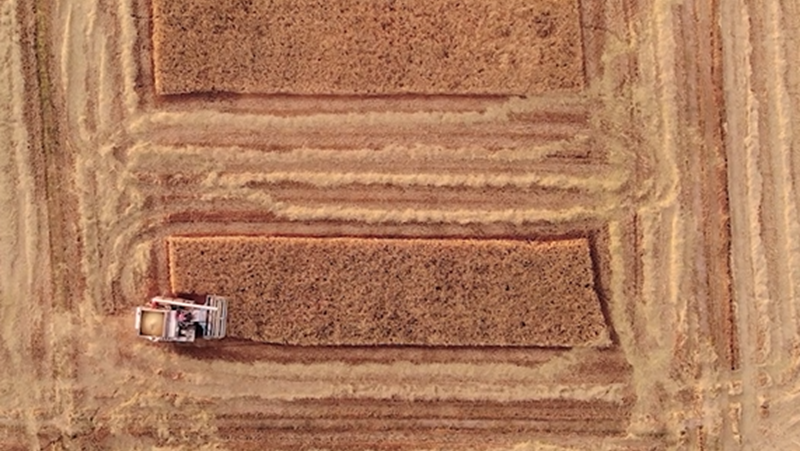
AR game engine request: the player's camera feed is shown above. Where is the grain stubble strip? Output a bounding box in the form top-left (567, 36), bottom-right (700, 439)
top-left (211, 399), bottom-right (635, 451)
top-left (1, 0), bottom-right (88, 447)
top-left (168, 235), bottom-right (611, 347)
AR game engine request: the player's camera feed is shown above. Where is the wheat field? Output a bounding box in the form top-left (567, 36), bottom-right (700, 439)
top-left (1, 0), bottom-right (799, 450)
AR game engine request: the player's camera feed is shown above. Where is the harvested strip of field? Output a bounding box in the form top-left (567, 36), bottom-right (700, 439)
top-left (168, 236), bottom-right (610, 346)
top-left (151, 0), bottom-right (584, 95)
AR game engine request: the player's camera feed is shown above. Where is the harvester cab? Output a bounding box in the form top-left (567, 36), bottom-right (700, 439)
top-left (135, 295), bottom-right (228, 342)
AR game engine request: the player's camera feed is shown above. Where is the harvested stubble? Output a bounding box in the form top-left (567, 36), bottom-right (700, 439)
top-left (168, 236), bottom-right (610, 347)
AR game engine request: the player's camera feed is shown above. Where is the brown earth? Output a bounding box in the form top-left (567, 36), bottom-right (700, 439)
top-left (2, 0), bottom-right (799, 450)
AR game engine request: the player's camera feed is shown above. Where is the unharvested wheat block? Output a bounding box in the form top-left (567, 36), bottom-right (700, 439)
top-left (152, 0), bottom-right (584, 95)
top-left (168, 236), bottom-right (610, 347)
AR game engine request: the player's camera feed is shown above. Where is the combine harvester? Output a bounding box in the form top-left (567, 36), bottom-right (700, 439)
top-left (135, 295), bottom-right (228, 342)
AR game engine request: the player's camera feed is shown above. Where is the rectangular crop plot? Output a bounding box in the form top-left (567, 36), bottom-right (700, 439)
top-left (168, 236), bottom-right (610, 347)
top-left (152, 0), bottom-right (585, 95)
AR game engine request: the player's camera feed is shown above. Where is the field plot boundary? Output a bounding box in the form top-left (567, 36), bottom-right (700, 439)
top-left (150, 0), bottom-right (586, 96)
top-left (136, 0), bottom-right (607, 109)
top-left (166, 235), bottom-right (612, 347)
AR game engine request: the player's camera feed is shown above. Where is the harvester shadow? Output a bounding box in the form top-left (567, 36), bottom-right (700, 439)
top-left (165, 339), bottom-right (627, 366)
